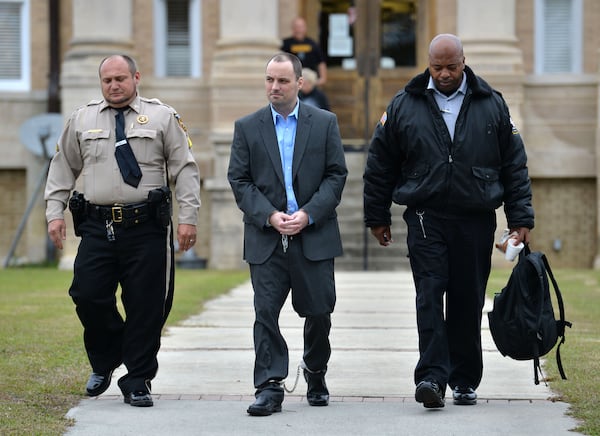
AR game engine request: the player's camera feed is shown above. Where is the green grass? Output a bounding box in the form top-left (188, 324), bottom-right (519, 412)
top-left (487, 268), bottom-right (600, 435)
top-left (0, 267), bottom-right (249, 436)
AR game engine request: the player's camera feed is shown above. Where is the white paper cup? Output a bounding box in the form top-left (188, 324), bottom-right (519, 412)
top-left (505, 240), bottom-right (524, 261)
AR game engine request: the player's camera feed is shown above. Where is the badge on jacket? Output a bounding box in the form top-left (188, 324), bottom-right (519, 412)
top-left (510, 117), bottom-right (519, 135)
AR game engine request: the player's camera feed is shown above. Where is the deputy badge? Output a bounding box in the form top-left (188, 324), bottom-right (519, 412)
top-left (137, 115), bottom-right (149, 124)
top-left (379, 111), bottom-right (387, 127)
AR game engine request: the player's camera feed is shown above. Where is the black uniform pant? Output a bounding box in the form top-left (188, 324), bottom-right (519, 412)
top-left (69, 217), bottom-right (174, 394)
top-left (404, 207), bottom-right (495, 392)
top-left (249, 234), bottom-right (336, 392)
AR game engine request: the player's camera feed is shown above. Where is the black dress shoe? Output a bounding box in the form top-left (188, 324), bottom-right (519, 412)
top-left (86, 371), bottom-right (113, 397)
top-left (453, 387), bottom-right (477, 405)
top-left (124, 391), bottom-right (154, 407)
top-left (303, 369), bottom-right (329, 406)
top-left (247, 394), bottom-right (282, 416)
top-left (415, 380), bottom-right (445, 408)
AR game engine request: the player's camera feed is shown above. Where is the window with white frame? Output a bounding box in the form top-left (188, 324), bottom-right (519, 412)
top-left (0, 0), bottom-right (30, 91)
top-left (534, 0), bottom-right (582, 74)
top-left (154, 0), bottom-right (201, 77)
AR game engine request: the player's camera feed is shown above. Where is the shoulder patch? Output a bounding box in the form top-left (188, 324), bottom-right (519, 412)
top-left (379, 111), bottom-right (387, 127)
top-left (510, 117), bottom-right (519, 135)
top-left (175, 113), bottom-right (193, 149)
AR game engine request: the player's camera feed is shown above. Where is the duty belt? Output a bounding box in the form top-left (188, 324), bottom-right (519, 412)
top-left (87, 202), bottom-right (151, 227)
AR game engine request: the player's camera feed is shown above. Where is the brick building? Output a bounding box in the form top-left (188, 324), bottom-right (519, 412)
top-left (1, 0), bottom-right (598, 269)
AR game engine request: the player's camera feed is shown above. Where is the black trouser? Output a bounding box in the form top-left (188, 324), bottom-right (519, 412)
top-left (69, 217), bottom-right (174, 394)
top-left (404, 207), bottom-right (495, 391)
top-left (249, 234), bottom-right (336, 392)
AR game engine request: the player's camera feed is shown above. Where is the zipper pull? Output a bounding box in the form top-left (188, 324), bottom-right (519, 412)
top-left (105, 220), bottom-right (115, 242)
top-left (416, 210), bottom-right (426, 239)
top-left (448, 154), bottom-right (453, 163)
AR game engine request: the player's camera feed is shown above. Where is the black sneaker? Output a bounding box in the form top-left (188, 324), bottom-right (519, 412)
top-left (124, 391), bottom-right (154, 407)
top-left (415, 381), bottom-right (445, 408)
top-left (85, 371), bottom-right (113, 397)
top-left (453, 387), bottom-right (477, 405)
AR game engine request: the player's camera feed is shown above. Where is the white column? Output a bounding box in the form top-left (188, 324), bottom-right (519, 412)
top-left (62, 0), bottom-right (134, 111)
top-left (456, 0), bottom-right (526, 267)
top-left (457, 0), bottom-right (522, 74)
top-left (205, 0), bottom-right (281, 269)
top-left (455, 0), bottom-right (524, 108)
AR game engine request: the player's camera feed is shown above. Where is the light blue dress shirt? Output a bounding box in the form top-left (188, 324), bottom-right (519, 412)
top-left (427, 72), bottom-right (467, 141)
top-left (271, 102), bottom-right (299, 214)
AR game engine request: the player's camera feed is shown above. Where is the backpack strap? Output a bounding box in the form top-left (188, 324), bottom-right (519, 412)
top-left (541, 253), bottom-right (572, 381)
top-left (522, 247), bottom-right (547, 385)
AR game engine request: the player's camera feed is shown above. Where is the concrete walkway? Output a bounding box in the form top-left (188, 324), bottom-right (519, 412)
top-left (64, 271), bottom-right (580, 435)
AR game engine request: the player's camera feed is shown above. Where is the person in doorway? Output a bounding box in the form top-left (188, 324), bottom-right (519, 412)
top-left (45, 54), bottom-right (201, 407)
top-left (228, 52), bottom-right (347, 416)
top-left (363, 34), bottom-right (534, 408)
top-left (281, 17), bottom-right (328, 86)
top-left (299, 68), bottom-right (330, 111)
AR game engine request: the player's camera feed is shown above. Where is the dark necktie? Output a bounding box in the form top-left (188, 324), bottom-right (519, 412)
top-left (114, 107), bottom-right (142, 187)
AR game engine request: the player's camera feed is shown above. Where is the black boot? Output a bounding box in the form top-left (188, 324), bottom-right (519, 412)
top-left (303, 367), bottom-right (329, 406)
top-left (247, 381), bottom-right (284, 416)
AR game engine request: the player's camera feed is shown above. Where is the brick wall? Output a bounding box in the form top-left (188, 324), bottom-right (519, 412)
top-left (0, 170), bottom-right (27, 263)
top-left (531, 178), bottom-right (597, 268)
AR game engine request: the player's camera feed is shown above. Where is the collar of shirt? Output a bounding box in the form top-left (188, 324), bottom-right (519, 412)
top-left (271, 101), bottom-right (299, 150)
top-left (427, 72), bottom-right (467, 101)
top-left (427, 72), bottom-right (467, 141)
top-left (100, 94), bottom-right (141, 113)
top-left (270, 99), bottom-right (300, 124)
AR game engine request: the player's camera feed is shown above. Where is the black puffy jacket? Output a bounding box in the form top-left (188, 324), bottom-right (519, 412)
top-left (363, 66), bottom-right (534, 230)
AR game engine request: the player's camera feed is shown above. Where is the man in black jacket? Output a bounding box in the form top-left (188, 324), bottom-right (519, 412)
top-left (363, 34), bottom-right (534, 408)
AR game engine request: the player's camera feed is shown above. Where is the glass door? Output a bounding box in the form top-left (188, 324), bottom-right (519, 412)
top-left (313, 0), bottom-right (420, 143)
top-left (299, 0), bottom-right (427, 270)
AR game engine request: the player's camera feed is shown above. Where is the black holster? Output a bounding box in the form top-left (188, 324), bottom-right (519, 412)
top-left (147, 186), bottom-right (172, 228)
top-left (68, 191), bottom-right (87, 236)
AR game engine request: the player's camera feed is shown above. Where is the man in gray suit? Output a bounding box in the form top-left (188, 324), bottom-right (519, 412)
top-left (228, 52), bottom-right (347, 416)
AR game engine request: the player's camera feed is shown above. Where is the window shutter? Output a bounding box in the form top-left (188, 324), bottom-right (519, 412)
top-left (167, 0), bottom-right (190, 76)
top-left (543, 0), bottom-right (572, 73)
top-left (0, 2), bottom-right (22, 79)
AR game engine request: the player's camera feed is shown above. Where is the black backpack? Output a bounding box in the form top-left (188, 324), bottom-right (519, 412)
top-left (487, 245), bottom-right (572, 384)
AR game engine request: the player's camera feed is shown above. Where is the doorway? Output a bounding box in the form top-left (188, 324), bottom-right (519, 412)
top-left (302, 0), bottom-right (426, 144)
top-left (295, 0), bottom-right (430, 269)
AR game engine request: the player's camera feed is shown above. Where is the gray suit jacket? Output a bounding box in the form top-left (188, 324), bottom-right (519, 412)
top-left (228, 102), bottom-right (348, 264)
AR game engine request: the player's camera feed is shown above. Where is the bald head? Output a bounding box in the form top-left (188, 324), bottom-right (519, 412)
top-left (98, 54), bottom-right (140, 107)
top-left (428, 34), bottom-right (465, 96)
top-left (429, 34), bottom-right (463, 58)
top-left (291, 17), bottom-right (307, 40)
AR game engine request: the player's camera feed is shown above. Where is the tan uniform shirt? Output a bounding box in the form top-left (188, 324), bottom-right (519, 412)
top-left (45, 95), bottom-right (200, 225)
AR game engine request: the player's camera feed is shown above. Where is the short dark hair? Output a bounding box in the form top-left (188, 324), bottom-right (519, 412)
top-left (268, 52), bottom-right (303, 79)
top-left (98, 54), bottom-right (138, 77)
